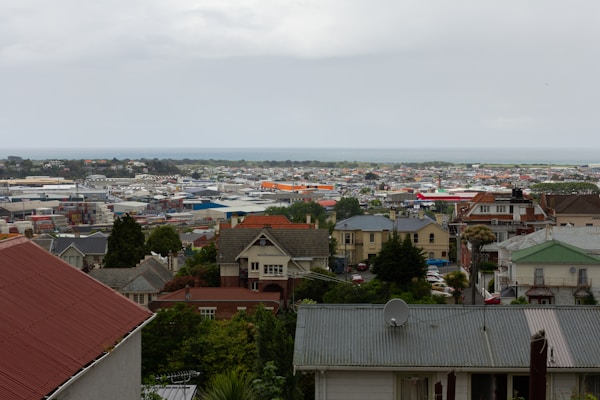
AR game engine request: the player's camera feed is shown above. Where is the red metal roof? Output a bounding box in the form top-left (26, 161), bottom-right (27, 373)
top-left (0, 237), bottom-right (153, 400)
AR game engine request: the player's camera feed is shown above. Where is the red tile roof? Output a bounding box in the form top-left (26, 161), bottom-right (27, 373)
top-left (236, 215), bottom-right (313, 229)
top-left (0, 237), bottom-right (152, 399)
top-left (156, 287), bottom-right (281, 302)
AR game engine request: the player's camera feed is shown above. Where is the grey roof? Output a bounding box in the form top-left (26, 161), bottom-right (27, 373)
top-left (498, 226), bottom-right (600, 254)
top-left (219, 228), bottom-right (329, 264)
top-left (336, 215), bottom-right (393, 231)
top-left (89, 256), bottom-right (173, 293)
top-left (53, 232), bottom-right (108, 255)
top-left (336, 214), bottom-right (444, 233)
top-left (294, 304), bottom-right (600, 372)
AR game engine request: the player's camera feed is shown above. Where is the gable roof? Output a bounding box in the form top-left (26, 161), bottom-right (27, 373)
top-left (89, 256), bottom-right (173, 293)
top-left (52, 233), bottom-right (108, 255)
top-left (219, 227), bottom-right (329, 264)
top-left (512, 240), bottom-right (600, 264)
top-left (0, 237), bottom-right (152, 399)
top-left (543, 194), bottom-right (600, 214)
top-left (294, 303), bottom-right (600, 372)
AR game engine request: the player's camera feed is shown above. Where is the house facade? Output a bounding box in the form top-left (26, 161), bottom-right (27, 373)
top-left (0, 236), bottom-right (153, 400)
top-left (494, 226), bottom-right (600, 303)
top-left (333, 212), bottom-right (450, 266)
top-left (510, 240), bottom-right (600, 305)
top-left (89, 255), bottom-right (174, 307)
top-left (218, 215), bottom-right (329, 303)
top-left (294, 303), bottom-right (600, 400)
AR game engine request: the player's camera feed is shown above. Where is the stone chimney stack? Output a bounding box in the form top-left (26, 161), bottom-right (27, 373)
top-left (390, 207), bottom-right (397, 221)
top-left (306, 214), bottom-right (311, 225)
top-left (184, 285), bottom-right (191, 301)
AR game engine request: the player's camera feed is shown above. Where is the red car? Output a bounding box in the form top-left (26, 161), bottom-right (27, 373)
top-left (356, 263), bottom-right (369, 271)
top-left (484, 295), bottom-right (501, 305)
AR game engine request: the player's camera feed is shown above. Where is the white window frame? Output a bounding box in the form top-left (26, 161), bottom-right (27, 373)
top-left (199, 307), bottom-right (216, 320)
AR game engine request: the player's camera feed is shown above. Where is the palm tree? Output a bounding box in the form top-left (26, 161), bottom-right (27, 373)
top-left (199, 369), bottom-right (257, 400)
top-left (444, 271), bottom-right (469, 304)
top-left (462, 224), bottom-right (496, 304)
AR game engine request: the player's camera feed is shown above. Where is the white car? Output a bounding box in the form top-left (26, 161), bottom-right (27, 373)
top-left (426, 275), bottom-right (445, 284)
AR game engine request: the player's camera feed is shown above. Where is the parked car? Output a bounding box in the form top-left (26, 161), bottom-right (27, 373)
top-left (427, 265), bottom-right (440, 274)
top-left (484, 295), bottom-right (501, 305)
top-left (426, 275), bottom-right (445, 284)
top-left (351, 274), bottom-right (364, 284)
top-left (426, 258), bottom-right (449, 267)
top-left (356, 263), bottom-right (369, 271)
top-left (431, 282), bottom-right (454, 294)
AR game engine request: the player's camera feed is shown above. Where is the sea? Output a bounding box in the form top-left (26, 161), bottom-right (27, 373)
top-left (2, 147), bottom-right (600, 165)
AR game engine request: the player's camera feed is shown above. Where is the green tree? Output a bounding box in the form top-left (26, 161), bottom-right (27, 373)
top-left (265, 201), bottom-right (328, 227)
top-left (146, 225), bottom-right (182, 257)
top-left (334, 197), bottom-right (363, 220)
top-left (293, 268), bottom-right (337, 303)
top-left (372, 232), bottom-right (426, 289)
top-left (103, 213), bottom-right (147, 268)
top-left (253, 361), bottom-right (286, 400)
top-left (462, 224), bottom-right (496, 304)
top-left (365, 172), bottom-right (378, 181)
top-left (142, 303), bottom-right (204, 377)
top-left (199, 368), bottom-right (258, 400)
top-left (444, 271), bottom-right (468, 304)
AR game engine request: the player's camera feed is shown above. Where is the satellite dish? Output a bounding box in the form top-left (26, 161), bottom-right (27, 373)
top-left (383, 298), bottom-right (409, 327)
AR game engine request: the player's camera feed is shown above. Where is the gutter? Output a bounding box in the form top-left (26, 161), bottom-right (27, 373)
top-left (293, 365), bottom-right (598, 374)
top-left (44, 313), bottom-right (156, 399)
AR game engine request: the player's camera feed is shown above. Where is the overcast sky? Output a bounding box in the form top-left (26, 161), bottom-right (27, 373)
top-left (1, 1), bottom-right (599, 150)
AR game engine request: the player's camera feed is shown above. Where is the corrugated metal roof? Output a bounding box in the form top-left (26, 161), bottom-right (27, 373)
top-left (0, 237), bottom-right (153, 400)
top-left (294, 304), bottom-right (600, 372)
top-left (512, 240), bottom-right (600, 264)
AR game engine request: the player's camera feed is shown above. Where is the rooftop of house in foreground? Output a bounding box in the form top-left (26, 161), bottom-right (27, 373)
top-left (0, 236), bottom-right (153, 399)
top-left (294, 303), bottom-right (600, 372)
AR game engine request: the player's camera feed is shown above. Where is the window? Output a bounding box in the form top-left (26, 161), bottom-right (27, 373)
top-left (199, 307), bottom-right (216, 320)
top-left (413, 233), bottom-right (419, 243)
top-left (251, 281), bottom-right (259, 291)
top-left (480, 205), bottom-right (490, 213)
top-left (250, 262), bottom-right (259, 271)
top-left (397, 374), bottom-right (429, 400)
top-left (369, 233), bottom-right (375, 243)
top-left (237, 307), bottom-right (247, 312)
top-left (534, 268), bottom-right (544, 286)
top-left (133, 293), bottom-right (145, 305)
top-left (471, 374), bottom-right (507, 400)
top-left (344, 232), bottom-right (352, 244)
top-left (496, 205), bottom-right (506, 213)
top-left (582, 374), bottom-right (600, 399)
top-left (264, 264), bottom-right (284, 275)
top-left (429, 233), bottom-right (434, 243)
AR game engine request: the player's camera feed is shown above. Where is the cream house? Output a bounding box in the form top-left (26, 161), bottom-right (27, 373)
top-left (334, 214), bottom-right (449, 265)
top-left (510, 240), bottom-right (600, 304)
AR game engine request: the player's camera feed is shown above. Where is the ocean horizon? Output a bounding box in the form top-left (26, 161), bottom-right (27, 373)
top-left (2, 147), bottom-right (600, 165)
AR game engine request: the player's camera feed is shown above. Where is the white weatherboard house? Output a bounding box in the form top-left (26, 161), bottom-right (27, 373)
top-left (293, 303), bottom-right (600, 400)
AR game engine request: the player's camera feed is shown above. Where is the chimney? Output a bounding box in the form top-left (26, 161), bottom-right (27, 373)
top-left (231, 213), bottom-right (238, 228)
top-left (306, 214), bottom-right (311, 225)
top-left (184, 285), bottom-right (191, 301)
top-left (390, 207), bottom-right (397, 221)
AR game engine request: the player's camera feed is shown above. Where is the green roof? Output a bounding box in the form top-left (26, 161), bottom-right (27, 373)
top-left (512, 240), bottom-right (600, 264)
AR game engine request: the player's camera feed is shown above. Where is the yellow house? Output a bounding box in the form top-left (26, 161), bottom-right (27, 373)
top-left (334, 214), bottom-right (450, 265)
